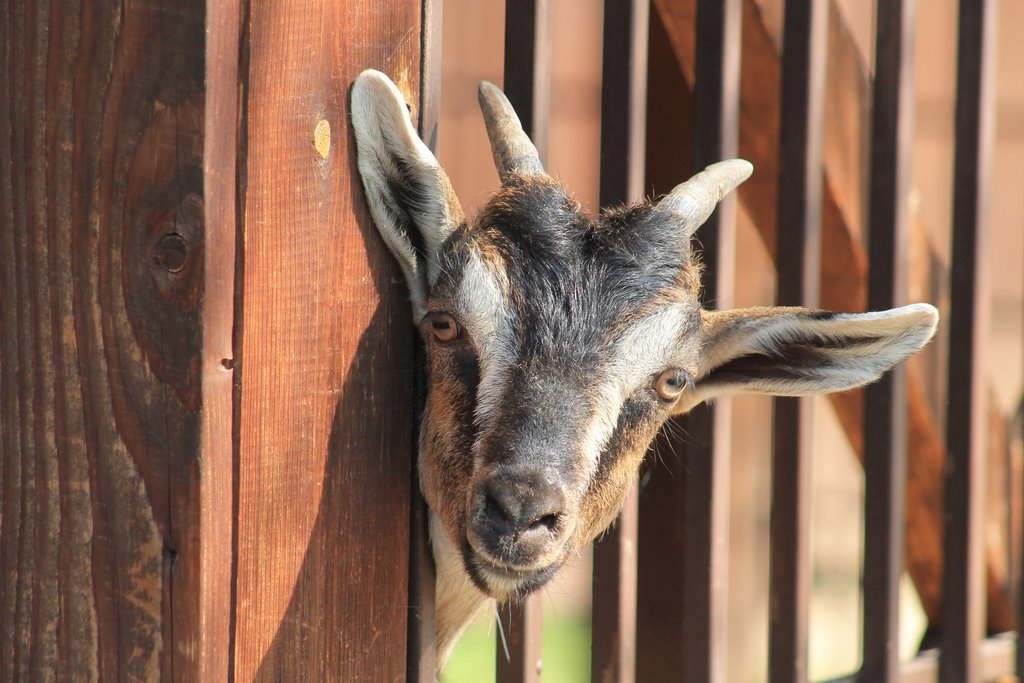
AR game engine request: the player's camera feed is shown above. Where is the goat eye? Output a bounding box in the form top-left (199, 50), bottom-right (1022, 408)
top-left (654, 368), bottom-right (693, 401)
top-left (424, 312), bottom-right (461, 343)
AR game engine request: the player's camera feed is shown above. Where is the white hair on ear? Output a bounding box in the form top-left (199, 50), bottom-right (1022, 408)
top-left (351, 70), bottom-right (464, 319)
top-left (676, 303), bottom-right (939, 413)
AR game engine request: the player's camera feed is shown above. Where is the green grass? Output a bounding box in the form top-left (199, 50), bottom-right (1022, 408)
top-left (441, 615), bottom-right (592, 682)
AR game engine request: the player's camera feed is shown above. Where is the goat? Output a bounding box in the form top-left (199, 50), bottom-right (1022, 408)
top-left (350, 69), bottom-right (938, 670)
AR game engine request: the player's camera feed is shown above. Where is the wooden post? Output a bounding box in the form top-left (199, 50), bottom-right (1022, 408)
top-left (230, 1), bottom-right (421, 681)
top-left (0, 0), bottom-right (228, 678)
top-left (1, 0), bottom-right (423, 680)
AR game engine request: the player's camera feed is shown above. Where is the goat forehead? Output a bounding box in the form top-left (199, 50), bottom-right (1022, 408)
top-left (436, 189), bottom-right (697, 349)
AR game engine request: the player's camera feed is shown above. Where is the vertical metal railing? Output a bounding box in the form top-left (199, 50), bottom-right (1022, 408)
top-left (942, 0), bottom-right (997, 681)
top-left (861, 1), bottom-right (915, 681)
top-left (677, 2), bottom-right (744, 682)
top-left (408, 1), bottom-right (445, 679)
top-left (495, 3), bottom-right (552, 681)
top-left (770, 2), bottom-right (828, 682)
top-left (591, 1), bottom-right (649, 681)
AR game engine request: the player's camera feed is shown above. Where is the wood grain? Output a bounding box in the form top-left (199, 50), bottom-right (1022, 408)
top-left (0, 0), bottom-right (231, 679)
top-left (232, 1), bottom-right (420, 681)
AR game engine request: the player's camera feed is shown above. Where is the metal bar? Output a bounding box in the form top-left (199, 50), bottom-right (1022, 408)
top-left (598, 0), bottom-right (650, 207)
top-left (769, 3), bottom-right (828, 683)
top-left (592, 2), bottom-right (648, 681)
top-left (678, 1), bottom-right (742, 681)
top-left (634, 12), bottom-right (689, 679)
top-left (903, 637), bottom-right (1016, 682)
top-left (1019, 419), bottom-right (1024, 678)
top-left (502, 0), bottom-right (552, 161)
top-left (496, 603), bottom-right (543, 682)
top-left (406, 3), bottom-right (444, 679)
top-left (592, 486), bottom-right (640, 683)
top-left (861, 1), bottom-right (916, 681)
top-left (497, 4), bottom-right (552, 680)
top-left (941, 0), bottom-right (997, 681)
top-left (820, 638), bottom-right (1015, 683)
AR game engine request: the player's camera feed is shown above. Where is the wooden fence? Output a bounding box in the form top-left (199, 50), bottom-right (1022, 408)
top-left (1, 0), bottom-right (1020, 681)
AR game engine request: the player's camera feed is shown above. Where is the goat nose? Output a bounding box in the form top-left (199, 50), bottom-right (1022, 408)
top-left (472, 469), bottom-right (567, 563)
top-left (483, 477), bottom-right (563, 535)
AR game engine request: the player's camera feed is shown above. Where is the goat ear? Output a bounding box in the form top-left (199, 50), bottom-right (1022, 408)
top-left (672, 303), bottom-right (939, 414)
top-left (351, 69), bottom-right (464, 320)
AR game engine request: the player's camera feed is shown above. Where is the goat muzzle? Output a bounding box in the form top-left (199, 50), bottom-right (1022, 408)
top-left (467, 465), bottom-right (571, 572)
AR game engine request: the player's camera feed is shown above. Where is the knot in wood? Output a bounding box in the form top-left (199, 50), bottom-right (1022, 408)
top-left (154, 233), bottom-right (189, 273)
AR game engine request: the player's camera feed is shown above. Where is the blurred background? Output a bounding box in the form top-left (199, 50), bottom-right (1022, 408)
top-left (433, 1), bottom-right (1024, 680)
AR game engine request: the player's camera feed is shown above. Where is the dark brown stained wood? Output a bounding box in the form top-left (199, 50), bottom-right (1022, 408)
top-left (769, 3), bottom-right (827, 682)
top-left (0, 0), bottom-right (232, 679)
top-left (202, 0), bottom-right (243, 680)
top-left (232, 1), bottom-right (420, 681)
top-left (941, 0), bottom-right (997, 681)
top-left (861, 2), bottom-right (915, 680)
top-left (592, 2), bottom-right (648, 682)
top-left (678, 1), bottom-right (742, 681)
top-left (502, 0), bottom-right (552, 161)
top-left (497, 4), bottom-right (552, 679)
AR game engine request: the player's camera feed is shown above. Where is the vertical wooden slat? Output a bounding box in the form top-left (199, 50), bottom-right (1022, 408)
top-left (590, 3), bottom-right (649, 683)
top-left (202, 0), bottom-right (242, 679)
top-left (679, 1), bottom-right (742, 681)
top-left (769, 4), bottom-right (827, 683)
top-left (942, 0), bottom-right (997, 681)
top-left (862, 1), bottom-right (916, 680)
top-left (497, 3), bottom-right (551, 680)
top-left (408, 1), bottom-right (444, 679)
top-left (0, 0), bottom-right (217, 678)
top-left (233, 2), bottom-right (420, 680)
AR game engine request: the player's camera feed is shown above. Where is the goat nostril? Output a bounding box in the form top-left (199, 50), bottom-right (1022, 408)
top-left (529, 513), bottom-right (559, 533)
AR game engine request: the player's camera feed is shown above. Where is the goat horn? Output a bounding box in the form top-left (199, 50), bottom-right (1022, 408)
top-left (478, 81), bottom-right (545, 181)
top-left (657, 159), bottom-right (753, 233)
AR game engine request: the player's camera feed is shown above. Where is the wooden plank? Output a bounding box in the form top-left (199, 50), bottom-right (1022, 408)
top-left (769, 3), bottom-right (828, 683)
top-left (591, 3), bottom-right (648, 682)
top-left (0, 0), bottom-right (227, 679)
top-left (680, 1), bottom-right (742, 681)
top-left (232, 1), bottom-right (420, 680)
top-left (941, 0), bottom-right (997, 681)
top-left (861, 1), bottom-right (915, 680)
top-left (496, 4), bottom-right (552, 680)
top-left (202, 0), bottom-right (243, 680)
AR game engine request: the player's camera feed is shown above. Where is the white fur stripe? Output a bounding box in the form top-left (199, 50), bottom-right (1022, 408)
top-left (578, 305), bottom-right (695, 476)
